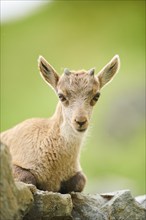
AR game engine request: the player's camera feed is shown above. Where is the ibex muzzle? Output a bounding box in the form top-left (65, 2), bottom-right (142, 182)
top-left (73, 111), bottom-right (89, 132)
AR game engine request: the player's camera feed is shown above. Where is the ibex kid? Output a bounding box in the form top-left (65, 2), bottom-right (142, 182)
top-left (0, 55), bottom-right (120, 193)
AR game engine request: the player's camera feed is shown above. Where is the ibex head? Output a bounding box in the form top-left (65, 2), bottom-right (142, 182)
top-left (38, 55), bottom-right (120, 133)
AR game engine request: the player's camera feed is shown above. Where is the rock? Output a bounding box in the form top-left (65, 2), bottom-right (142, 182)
top-left (135, 195), bottom-right (146, 209)
top-left (0, 144), bottom-right (33, 220)
top-left (24, 190), bottom-right (73, 220)
top-left (0, 143), bottom-right (20, 220)
top-left (71, 190), bottom-right (146, 220)
top-left (71, 192), bottom-right (108, 220)
top-left (16, 182), bottom-right (34, 218)
top-left (100, 190), bottom-right (146, 220)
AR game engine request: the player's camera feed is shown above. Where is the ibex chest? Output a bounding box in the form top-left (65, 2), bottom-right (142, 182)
top-left (34, 136), bottom-right (81, 191)
top-left (39, 135), bottom-right (81, 166)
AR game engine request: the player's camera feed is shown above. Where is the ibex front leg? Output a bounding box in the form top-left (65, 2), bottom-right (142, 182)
top-left (60, 171), bottom-right (86, 194)
top-left (13, 164), bottom-right (37, 186)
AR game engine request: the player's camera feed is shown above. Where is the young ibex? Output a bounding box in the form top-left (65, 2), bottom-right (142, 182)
top-left (0, 55), bottom-right (120, 193)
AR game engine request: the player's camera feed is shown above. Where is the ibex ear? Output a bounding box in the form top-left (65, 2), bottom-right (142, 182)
top-left (97, 55), bottom-right (120, 89)
top-left (38, 56), bottom-right (59, 91)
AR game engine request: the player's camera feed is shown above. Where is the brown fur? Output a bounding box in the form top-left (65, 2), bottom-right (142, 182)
top-left (0, 55), bottom-right (120, 193)
top-left (13, 165), bottom-right (37, 185)
top-left (60, 171), bottom-right (86, 194)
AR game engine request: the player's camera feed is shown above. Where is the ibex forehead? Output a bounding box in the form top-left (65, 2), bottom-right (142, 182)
top-left (39, 55), bottom-right (120, 93)
top-left (57, 70), bottom-right (100, 96)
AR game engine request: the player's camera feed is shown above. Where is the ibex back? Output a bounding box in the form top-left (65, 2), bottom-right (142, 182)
top-left (0, 55), bottom-right (120, 193)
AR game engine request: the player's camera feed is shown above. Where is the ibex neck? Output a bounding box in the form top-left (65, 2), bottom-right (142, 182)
top-left (52, 102), bottom-right (63, 125)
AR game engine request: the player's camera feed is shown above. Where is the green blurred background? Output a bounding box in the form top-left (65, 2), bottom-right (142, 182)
top-left (1, 1), bottom-right (145, 196)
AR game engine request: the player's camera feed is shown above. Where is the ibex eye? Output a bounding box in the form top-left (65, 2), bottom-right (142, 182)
top-left (90, 92), bottom-right (100, 106)
top-left (93, 92), bottom-right (100, 101)
top-left (58, 93), bottom-right (67, 102)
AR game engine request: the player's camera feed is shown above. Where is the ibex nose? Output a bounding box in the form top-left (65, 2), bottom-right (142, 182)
top-left (75, 117), bottom-right (87, 127)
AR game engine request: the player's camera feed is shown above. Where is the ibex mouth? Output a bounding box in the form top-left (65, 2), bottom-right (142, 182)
top-left (77, 128), bottom-right (87, 132)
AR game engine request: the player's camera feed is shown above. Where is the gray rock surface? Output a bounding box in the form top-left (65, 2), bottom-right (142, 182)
top-left (16, 182), bottom-right (34, 218)
top-left (0, 144), bottom-right (33, 220)
top-left (0, 143), bottom-right (145, 220)
top-left (71, 191), bottom-right (146, 220)
top-left (71, 192), bottom-right (108, 220)
top-left (24, 188), bottom-right (73, 220)
top-left (100, 190), bottom-right (146, 220)
top-left (135, 195), bottom-right (146, 209)
top-left (0, 143), bottom-right (20, 220)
